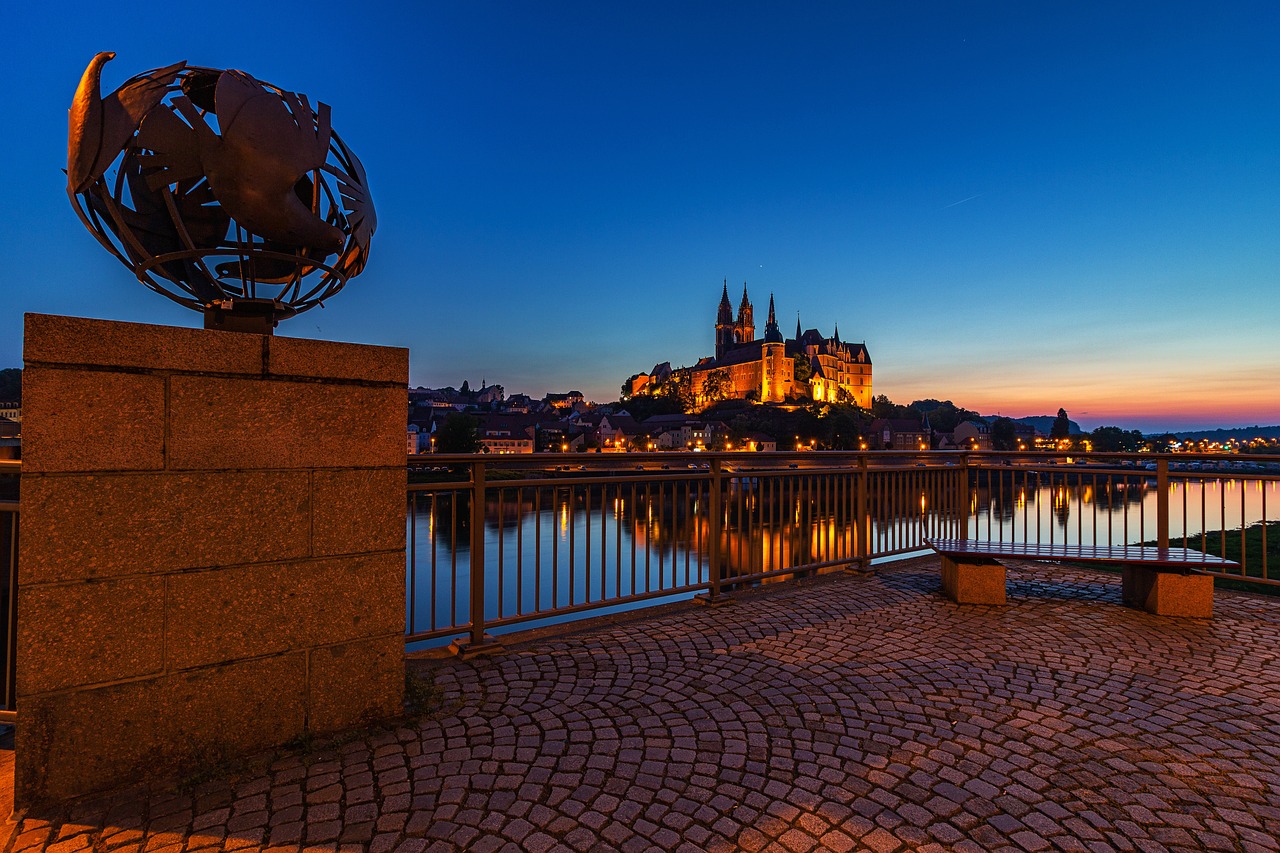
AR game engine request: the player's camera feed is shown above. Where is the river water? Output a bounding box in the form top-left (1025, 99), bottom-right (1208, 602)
top-left (407, 474), bottom-right (1280, 640)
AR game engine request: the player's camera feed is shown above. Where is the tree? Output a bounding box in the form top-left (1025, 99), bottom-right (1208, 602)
top-left (619, 394), bottom-right (684, 421)
top-left (910, 400), bottom-right (982, 433)
top-left (872, 394), bottom-right (914, 420)
top-left (728, 404), bottom-right (824, 448)
top-left (822, 404), bottom-right (865, 450)
top-left (1051, 408), bottom-right (1071, 439)
top-left (0, 368), bottom-right (19, 402)
top-left (435, 413), bottom-right (482, 453)
top-left (991, 417), bottom-right (1018, 451)
top-left (1090, 426), bottom-right (1145, 453)
top-left (656, 369), bottom-right (694, 413)
top-left (460, 379), bottom-right (471, 396)
top-left (700, 368), bottom-right (732, 407)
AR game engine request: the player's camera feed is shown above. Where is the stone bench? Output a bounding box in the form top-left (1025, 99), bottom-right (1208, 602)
top-left (924, 538), bottom-right (1241, 618)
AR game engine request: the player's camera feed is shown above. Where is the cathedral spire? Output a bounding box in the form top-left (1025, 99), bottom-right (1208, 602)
top-left (735, 282), bottom-right (755, 341)
top-left (833, 323), bottom-right (840, 343)
top-left (795, 312), bottom-right (802, 340)
top-left (717, 279), bottom-right (733, 326)
top-left (763, 293), bottom-right (783, 343)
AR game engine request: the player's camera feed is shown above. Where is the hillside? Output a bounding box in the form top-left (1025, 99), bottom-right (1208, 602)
top-left (1006, 415), bottom-right (1083, 436)
top-left (1172, 425), bottom-right (1280, 442)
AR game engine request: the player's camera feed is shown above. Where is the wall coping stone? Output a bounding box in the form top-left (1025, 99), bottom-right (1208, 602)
top-left (24, 314), bottom-right (408, 386)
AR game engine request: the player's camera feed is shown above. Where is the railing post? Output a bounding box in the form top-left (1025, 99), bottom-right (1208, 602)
top-left (1156, 457), bottom-right (1170, 549)
top-left (696, 455), bottom-right (732, 606)
top-left (854, 454), bottom-right (870, 572)
top-left (957, 452), bottom-right (971, 538)
top-left (470, 458), bottom-right (486, 645)
top-left (452, 457), bottom-right (501, 657)
top-left (708, 456), bottom-right (723, 596)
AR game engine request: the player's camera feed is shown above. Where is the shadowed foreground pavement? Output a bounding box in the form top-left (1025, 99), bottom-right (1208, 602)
top-left (3, 556), bottom-right (1280, 852)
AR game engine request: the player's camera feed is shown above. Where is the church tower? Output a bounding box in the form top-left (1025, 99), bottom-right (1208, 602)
top-left (735, 283), bottom-right (755, 343)
top-left (715, 280), bottom-right (734, 358)
top-left (763, 293), bottom-right (783, 343)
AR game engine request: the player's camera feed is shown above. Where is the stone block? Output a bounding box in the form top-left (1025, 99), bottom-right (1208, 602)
top-left (1122, 566), bottom-right (1213, 618)
top-left (940, 554), bottom-right (1006, 605)
top-left (311, 468), bottom-right (405, 557)
top-left (24, 313), bottom-right (263, 375)
top-left (17, 316), bottom-right (409, 812)
top-left (307, 635), bottom-right (404, 732)
top-left (17, 577), bottom-right (164, 694)
top-left (15, 653), bottom-right (306, 807)
top-left (165, 552), bottom-right (405, 669)
top-left (21, 368), bottom-right (165, 473)
top-left (268, 335), bottom-right (408, 385)
top-left (167, 377), bottom-right (406, 469)
top-left (20, 470), bottom-right (310, 584)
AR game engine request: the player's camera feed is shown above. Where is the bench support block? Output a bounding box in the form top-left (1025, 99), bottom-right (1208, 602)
top-left (940, 555), bottom-right (1006, 605)
top-left (1122, 567), bottom-right (1213, 618)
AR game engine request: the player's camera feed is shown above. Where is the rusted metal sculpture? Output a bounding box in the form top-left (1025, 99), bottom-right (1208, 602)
top-left (67, 53), bottom-right (375, 333)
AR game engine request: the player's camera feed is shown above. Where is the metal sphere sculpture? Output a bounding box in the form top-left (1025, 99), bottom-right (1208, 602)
top-left (67, 53), bottom-right (376, 333)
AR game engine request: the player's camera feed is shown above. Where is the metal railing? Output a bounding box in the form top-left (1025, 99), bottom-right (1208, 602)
top-left (406, 451), bottom-right (1280, 648)
top-left (961, 452), bottom-right (1280, 586)
top-left (406, 451), bottom-right (966, 647)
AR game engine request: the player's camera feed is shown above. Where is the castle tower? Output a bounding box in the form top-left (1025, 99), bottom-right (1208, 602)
top-left (735, 283), bottom-right (755, 343)
top-left (761, 293), bottom-right (790, 402)
top-left (715, 279), bottom-right (734, 358)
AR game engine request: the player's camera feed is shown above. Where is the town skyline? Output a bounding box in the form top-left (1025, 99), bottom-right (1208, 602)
top-left (2, 2), bottom-right (1277, 434)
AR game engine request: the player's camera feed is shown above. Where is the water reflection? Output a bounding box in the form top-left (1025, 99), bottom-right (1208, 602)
top-left (407, 473), bottom-right (1280, 638)
top-left (968, 473), bottom-right (1280, 547)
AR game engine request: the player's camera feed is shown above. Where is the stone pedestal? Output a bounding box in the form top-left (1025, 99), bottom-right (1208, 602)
top-left (940, 554), bottom-right (1007, 605)
top-left (17, 314), bottom-right (408, 810)
top-left (1122, 566), bottom-right (1213, 618)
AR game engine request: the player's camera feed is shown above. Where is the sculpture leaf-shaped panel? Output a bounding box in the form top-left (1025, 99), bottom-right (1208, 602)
top-left (67, 53), bottom-right (377, 333)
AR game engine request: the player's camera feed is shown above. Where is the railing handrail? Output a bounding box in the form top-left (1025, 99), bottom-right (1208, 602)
top-left (410, 449), bottom-right (1280, 464)
top-left (405, 450), bottom-right (1280, 650)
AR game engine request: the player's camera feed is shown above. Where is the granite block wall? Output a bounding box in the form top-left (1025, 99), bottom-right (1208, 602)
top-left (17, 314), bottom-right (407, 809)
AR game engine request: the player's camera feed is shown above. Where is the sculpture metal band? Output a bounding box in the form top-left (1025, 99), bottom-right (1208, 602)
top-left (67, 53), bottom-right (376, 334)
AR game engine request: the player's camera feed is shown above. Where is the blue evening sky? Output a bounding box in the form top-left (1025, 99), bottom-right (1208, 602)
top-left (3, 2), bottom-right (1277, 432)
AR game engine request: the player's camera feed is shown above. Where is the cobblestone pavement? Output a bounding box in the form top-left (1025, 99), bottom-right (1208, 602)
top-left (5, 557), bottom-right (1280, 852)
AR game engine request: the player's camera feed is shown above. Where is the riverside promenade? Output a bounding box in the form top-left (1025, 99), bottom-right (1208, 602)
top-left (2, 556), bottom-right (1279, 852)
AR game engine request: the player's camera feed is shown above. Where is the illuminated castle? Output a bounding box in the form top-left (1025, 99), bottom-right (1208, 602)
top-left (626, 282), bottom-right (872, 408)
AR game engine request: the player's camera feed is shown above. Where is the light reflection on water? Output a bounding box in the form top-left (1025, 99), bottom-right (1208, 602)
top-left (407, 475), bottom-right (1279, 641)
top-left (968, 475), bottom-right (1280, 549)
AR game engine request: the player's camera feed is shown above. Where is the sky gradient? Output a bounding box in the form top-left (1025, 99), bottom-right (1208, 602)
top-left (3, 2), bottom-right (1277, 433)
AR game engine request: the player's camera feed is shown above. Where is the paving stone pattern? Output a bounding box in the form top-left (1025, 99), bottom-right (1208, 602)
top-left (4, 556), bottom-right (1280, 852)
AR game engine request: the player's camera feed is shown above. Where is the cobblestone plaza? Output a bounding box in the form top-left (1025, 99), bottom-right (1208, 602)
top-left (4, 556), bottom-right (1279, 852)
